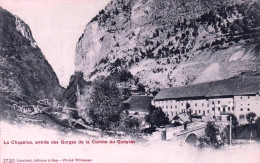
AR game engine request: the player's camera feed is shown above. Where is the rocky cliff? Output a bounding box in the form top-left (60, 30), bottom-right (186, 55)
top-left (75, 0), bottom-right (260, 91)
top-left (0, 7), bottom-right (63, 123)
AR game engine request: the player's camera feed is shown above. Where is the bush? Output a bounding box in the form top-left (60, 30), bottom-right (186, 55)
top-left (137, 83), bottom-right (145, 92)
top-left (145, 104), bottom-right (169, 128)
top-left (85, 77), bottom-right (124, 132)
top-left (205, 121), bottom-right (222, 147)
top-left (120, 117), bottom-right (141, 136)
top-left (246, 112), bottom-right (257, 125)
top-left (255, 117), bottom-right (260, 138)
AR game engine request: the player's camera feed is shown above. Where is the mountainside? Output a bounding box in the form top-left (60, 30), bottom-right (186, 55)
top-left (0, 7), bottom-right (64, 123)
top-left (75, 0), bottom-right (260, 91)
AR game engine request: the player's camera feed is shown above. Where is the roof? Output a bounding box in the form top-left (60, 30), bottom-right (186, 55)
top-left (153, 75), bottom-right (260, 101)
top-left (234, 76), bottom-right (260, 95)
top-left (206, 78), bottom-right (242, 97)
top-left (154, 82), bottom-right (212, 100)
top-left (126, 96), bottom-right (153, 112)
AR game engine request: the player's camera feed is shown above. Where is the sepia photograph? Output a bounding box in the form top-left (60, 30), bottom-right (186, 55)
top-left (0, 0), bottom-right (260, 162)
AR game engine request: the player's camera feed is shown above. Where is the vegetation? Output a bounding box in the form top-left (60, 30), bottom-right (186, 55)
top-left (246, 112), bottom-right (257, 125)
top-left (84, 76), bottom-right (127, 133)
top-left (145, 104), bottom-right (169, 128)
top-left (255, 117), bottom-right (260, 139)
top-left (121, 88), bottom-right (132, 101)
top-left (137, 83), bottom-right (146, 92)
top-left (204, 121), bottom-right (222, 147)
top-left (119, 116), bottom-right (141, 136)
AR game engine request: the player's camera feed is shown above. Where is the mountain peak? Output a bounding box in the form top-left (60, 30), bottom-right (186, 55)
top-left (14, 15), bottom-right (37, 48)
top-left (75, 0), bottom-right (260, 91)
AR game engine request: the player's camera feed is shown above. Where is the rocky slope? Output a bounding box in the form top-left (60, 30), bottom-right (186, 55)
top-left (75, 0), bottom-right (260, 91)
top-left (0, 7), bottom-right (64, 124)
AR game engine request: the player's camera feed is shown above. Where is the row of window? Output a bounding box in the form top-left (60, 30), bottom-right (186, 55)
top-left (182, 109), bottom-right (210, 115)
top-left (159, 103), bottom-right (210, 109)
top-left (162, 105), bottom-right (252, 113)
top-left (212, 114), bottom-right (247, 121)
top-left (240, 108), bottom-right (250, 112)
top-left (212, 107), bottom-right (234, 112)
top-left (157, 96), bottom-right (251, 105)
top-left (165, 111), bottom-right (177, 116)
top-left (240, 96), bottom-right (251, 99)
top-left (162, 106), bottom-right (178, 109)
top-left (211, 100), bottom-right (232, 105)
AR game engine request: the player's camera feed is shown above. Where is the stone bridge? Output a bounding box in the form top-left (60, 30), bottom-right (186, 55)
top-left (168, 122), bottom-right (207, 144)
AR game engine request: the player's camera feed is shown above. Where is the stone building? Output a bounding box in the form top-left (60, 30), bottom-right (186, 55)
top-left (152, 76), bottom-right (260, 123)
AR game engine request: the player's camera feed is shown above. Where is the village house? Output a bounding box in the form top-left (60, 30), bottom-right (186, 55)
top-left (152, 76), bottom-right (260, 123)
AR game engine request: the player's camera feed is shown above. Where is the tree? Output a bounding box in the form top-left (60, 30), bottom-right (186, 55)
top-left (186, 102), bottom-right (192, 122)
top-left (227, 113), bottom-right (238, 138)
top-left (85, 77), bottom-right (124, 133)
top-left (121, 102), bottom-right (130, 110)
top-left (246, 112), bottom-right (256, 125)
top-left (255, 117), bottom-right (260, 138)
top-left (120, 116), bottom-right (141, 136)
top-left (121, 88), bottom-right (131, 101)
top-left (110, 69), bottom-right (133, 82)
top-left (227, 113), bottom-right (238, 127)
top-left (205, 121), bottom-right (219, 145)
top-left (145, 104), bottom-right (169, 128)
top-left (151, 91), bottom-right (158, 97)
top-left (137, 83), bottom-right (145, 92)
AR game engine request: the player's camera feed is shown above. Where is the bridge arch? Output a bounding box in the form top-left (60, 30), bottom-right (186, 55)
top-left (184, 133), bottom-right (198, 145)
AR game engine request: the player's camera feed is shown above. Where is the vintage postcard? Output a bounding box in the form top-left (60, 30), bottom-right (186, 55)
top-left (0, 0), bottom-right (260, 162)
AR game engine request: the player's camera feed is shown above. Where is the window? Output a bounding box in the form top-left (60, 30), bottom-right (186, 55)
top-left (241, 97), bottom-right (243, 99)
top-left (171, 106), bottom-right (172, 109)
top-left (181, 103), bottom-right (183, 106)
top-left (195, 103), bottom-right (197, 107)
top-left (202, 103), bottom-right (204, 107)
top-left (241, 108), bottom-right (243, 111)
top-left (232, 107), bottom-right (234, 111)
top-left (175, 105), bottom-right (177, 109)
top-left (239, 114), bottom-right (245, 120)
top-left (171, 111), bottom-right (173, 116)
top-left (207, 110), bottom-right (209, 113)
top-left (195, 110), bottom-right (197, 114)
top-left (218, 101), bottom-right (220, 104)
top-left (223, 107), bottom-right (226, 112)
top-left (248, 96), bottom-right (250, 99)
top-left (218, 107), bottom-right (220, 111)
top-left (207, 104), bottom-right (209, 107)
top-left (212, 101), bottom-right (214, 104)
top-left (247, 108), bottom-right (250, 111)
top-left (228, 107), bottom-right (230, 111)
top-left (212, 108), bottom-right (215, 111)
top-left (199, 110), bottom-right (201, 113)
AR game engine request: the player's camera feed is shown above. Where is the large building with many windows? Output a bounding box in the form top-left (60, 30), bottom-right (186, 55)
top-left (152, 76), bottom-right (260, 123)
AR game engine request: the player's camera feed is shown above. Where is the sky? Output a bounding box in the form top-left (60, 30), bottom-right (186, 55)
top-left (0, 0), bottom-right (110, 87)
